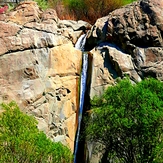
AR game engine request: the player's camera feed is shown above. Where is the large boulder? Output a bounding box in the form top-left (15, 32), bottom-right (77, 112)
top-left (86, 0), bottom-right (163, 87)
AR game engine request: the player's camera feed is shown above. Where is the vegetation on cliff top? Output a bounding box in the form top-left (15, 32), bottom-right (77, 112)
top-left (1, 0), bottom-right (136, 24)
top-left (29, 0), bottom-right (136, 24)
top-left (49, 0), bottom-right (136, 24)
top-left (85, 78), bottom-right (163, 162)
top-left (0, 101), bottom-right (73, 163)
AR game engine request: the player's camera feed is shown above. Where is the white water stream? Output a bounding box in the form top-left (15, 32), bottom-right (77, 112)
top-left (74, 34), bottom-right (88, 163)
top-left (75, 34), bottom-right (87, 51)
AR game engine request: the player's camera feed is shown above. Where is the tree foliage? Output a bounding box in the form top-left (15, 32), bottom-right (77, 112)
top-left (0, 101), bottom-right (73, 163)
top-left (85, 78), bottom-right (163, 163)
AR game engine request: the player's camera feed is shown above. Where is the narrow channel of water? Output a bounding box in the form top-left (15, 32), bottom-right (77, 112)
top-left (74, 34), bottom-right (88, 163)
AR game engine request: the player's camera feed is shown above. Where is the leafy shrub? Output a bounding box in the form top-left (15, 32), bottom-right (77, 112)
top-left (0, 101), bottom-right (73, 163)
top-left (85, 78), bottom-right (163, 162)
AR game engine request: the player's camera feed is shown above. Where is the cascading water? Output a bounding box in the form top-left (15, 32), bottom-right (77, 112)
top-left (74, 34), bottom-right (88, 163)
top-left (75, 34), bottom-right (87, 52)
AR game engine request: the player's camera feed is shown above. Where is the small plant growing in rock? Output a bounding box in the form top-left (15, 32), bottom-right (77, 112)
top-left (34, 0), bottom-right (49, 10)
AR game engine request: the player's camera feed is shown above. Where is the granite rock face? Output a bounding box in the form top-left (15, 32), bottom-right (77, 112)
top-left (0, 1), bottom-right (91, 152)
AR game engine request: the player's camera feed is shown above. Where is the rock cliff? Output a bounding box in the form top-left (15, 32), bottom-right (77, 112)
top-left (0, 1), bottom-right (91, 151)
top-left (0, 0), bottom-right (163, 157)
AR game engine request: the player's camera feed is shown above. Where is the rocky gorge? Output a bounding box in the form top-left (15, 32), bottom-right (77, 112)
top-left (0, 0), bottom-right (163, 162)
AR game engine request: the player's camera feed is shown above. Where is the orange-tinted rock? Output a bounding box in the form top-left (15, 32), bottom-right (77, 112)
top-left (7, 1), bottom-right (42, 25)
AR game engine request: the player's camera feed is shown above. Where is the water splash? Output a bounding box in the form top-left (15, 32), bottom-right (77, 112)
top-left (75, 34), bottom-right (87, 51)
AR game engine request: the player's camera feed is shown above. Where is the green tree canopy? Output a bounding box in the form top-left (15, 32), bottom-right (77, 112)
top-left (85, 78), bottom-right (163, 163)
top-left (0, 101), bottom-right (73, 163)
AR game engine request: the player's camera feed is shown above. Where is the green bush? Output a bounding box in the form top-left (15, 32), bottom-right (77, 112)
top-left (0, 101), bottom-right (73, 163)
top-left (85, 78), bottom-right (163, 162)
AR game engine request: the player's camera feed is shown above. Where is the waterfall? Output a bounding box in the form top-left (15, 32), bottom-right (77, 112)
top-left (74, 53), bottom-right (88, 163)
top-left (74, 34), bottom-right (88, 163)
